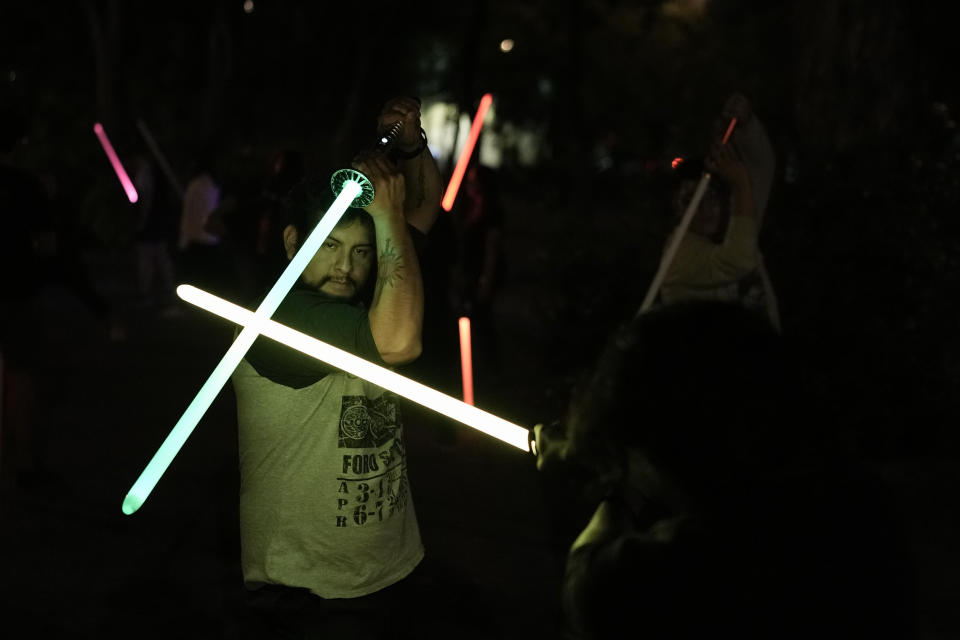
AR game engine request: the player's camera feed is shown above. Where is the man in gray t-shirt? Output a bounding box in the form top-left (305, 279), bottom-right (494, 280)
top-left (231, 96), bottom-right (443, 638)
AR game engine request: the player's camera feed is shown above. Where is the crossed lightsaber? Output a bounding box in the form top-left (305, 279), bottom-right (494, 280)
top-left (122, 110), bottom-right (529, 515)
top-left (118, 103), bottom-right (730, 514)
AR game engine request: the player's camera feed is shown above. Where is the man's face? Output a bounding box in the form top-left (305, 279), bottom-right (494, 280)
top-left (291, 218), bottom-right (375, 300)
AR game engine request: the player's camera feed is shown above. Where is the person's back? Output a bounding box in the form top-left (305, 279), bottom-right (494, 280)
top-left (535, 301), bottom-right (916, 639)
top-left (564, 465), bottom-right (915, 638)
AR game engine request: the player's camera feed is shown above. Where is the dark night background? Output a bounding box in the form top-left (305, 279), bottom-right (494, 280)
top-left (2, 1), bottom-right (959, 637)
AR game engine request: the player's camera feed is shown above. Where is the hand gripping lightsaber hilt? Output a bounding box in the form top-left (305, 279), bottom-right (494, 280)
top-left (330, 109), bottom-right (411, 208)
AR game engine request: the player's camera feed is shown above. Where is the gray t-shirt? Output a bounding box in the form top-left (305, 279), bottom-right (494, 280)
top-left (232, 288), bottom-right (423, 598)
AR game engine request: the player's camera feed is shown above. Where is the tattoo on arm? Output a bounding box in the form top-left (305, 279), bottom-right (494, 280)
top-left (376, 238), bottom-right (405, 293)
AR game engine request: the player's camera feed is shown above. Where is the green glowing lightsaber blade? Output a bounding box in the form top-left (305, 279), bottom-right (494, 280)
top-left (122, 180), bottom-right (364, 515)
top-left (177, 285), bottom-right (532, 452)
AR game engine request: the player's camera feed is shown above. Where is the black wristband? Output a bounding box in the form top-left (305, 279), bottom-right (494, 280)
top-left (392, 127), bottom-right (428, 160)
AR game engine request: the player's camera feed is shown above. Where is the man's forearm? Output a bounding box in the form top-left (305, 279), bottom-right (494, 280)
top-left (397, 147), bottom-right (442, 234)
top-left (368, 212), bottom-right (424, 364)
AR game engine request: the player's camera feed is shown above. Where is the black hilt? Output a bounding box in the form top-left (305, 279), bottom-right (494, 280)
top-left (527, 419), bottom-right (562, 458)
top-left (374, 96), bottom-right (421, 153)
top-left (375, 120), bottom-right (405, 154)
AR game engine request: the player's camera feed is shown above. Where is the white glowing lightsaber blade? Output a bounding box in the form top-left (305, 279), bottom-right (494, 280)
top-left (178, 285), bottom-right (531, 453)
top-left (441, 93), bottom-right (493, 212)
top-left (93, 122), bottom-right (139, 203)
top-left (637, 117), bottom-right (738, 317)
top-left (122, 180), bottom-right (363, 515)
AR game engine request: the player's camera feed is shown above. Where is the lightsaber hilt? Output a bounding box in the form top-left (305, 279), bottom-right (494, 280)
top-left (330, 108), bottom-right (415, 208)
top-left (375, 120), bottom-right (405, 154)
top-left (526, 419), bottom-right (564, 460)
top-left (374, 96), bottom-right (420, 154)
top-left (330, 168), bottom-right (375, 208)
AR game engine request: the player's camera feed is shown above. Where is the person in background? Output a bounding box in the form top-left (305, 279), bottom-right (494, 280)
top-left (130, 153), bottom-right (178, 314)
top-left (659, 93), bottom-right (781, 333)
top-left (177, 149), bottom-right (224, 291)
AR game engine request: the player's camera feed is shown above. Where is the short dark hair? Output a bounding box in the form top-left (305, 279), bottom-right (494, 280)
top-left (282, 175), bottom-right (374, 243)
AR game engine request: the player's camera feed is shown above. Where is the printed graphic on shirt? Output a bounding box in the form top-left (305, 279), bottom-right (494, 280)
top-left (338, 394), bottom-right (401, 448)
top-left (334, 394), bottom-right (409, 527)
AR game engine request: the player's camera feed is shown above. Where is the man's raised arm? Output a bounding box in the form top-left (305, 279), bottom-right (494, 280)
top-left (378, 96), bottom-right (442, 234)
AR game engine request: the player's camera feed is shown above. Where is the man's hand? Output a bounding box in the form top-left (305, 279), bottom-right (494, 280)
top-left (353, 152), bottom-right (405, 220)
top-left (705, 140), bottom-right (749, 188)
top-left (532, 421), bottom-right (571, 472)
top-left (377, 96), bottom-right (422, 152)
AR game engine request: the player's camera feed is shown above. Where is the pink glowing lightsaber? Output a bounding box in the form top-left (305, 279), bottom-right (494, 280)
top-left (458, 316), bottom-right (474, 405)
top-left (637, 116), bottom-right (738, 316)
top-left (441, 93), bottom-right (493, 212)
top-left (93, 123), bottom-right (138, 203)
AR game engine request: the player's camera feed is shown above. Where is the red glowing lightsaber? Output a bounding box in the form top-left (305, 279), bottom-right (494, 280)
top-left (93, 123), bottom-right (139, 203)
top-left (458, 316), bottom-right (474, 405)
top-left (441, 93), bottom-right (493, 212)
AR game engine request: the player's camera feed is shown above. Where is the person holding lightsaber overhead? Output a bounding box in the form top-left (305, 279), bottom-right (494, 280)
top-left (655, 93), bottom-right (781, 333)
top-left (230, 96), bottom-right (468, 638)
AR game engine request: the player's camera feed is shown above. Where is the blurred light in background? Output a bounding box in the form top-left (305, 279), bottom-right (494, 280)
top-left (537, 76), bottom-right (553, 98)
top-left (421, 97), bottom-right (546, 170)
top-left (243, 0), bottom-right (254, 14)
top-left (7, 70), bottom-right (15, 82)
top-left (500, 39), bottom-right (515, 53)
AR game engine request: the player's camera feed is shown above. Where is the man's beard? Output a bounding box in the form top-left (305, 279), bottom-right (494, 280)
top-left (318, 275), bottom-right (358, 300)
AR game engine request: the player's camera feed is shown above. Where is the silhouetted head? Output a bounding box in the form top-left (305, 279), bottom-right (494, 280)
top-left (563, 301), bottom-right (798, 505)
